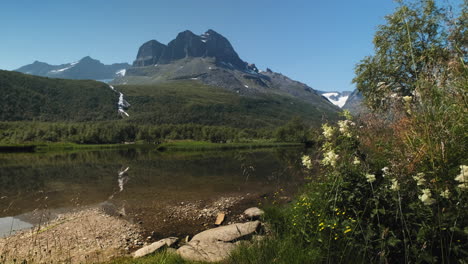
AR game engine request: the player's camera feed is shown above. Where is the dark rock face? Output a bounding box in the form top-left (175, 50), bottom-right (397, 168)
top-left (159, 30), bottom-right (206, 64)
top-left (203, 29), bottom-right (246, 70)
top-left (132, 29), bottom-right (247, 70)
top-left (133, 40), bottom-right (167, 67)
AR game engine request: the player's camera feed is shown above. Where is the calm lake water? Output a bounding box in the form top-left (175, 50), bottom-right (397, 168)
top-left (0, 147), bottom-right (308, 237)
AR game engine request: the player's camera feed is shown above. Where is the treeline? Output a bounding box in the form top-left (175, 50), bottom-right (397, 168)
top-left (0, 118), bottom-right (316, 144)
top-left (0, 122), bottom-right (277, 144)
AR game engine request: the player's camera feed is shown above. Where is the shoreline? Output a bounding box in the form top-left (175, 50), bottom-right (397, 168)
top-left (0, 191), bottom-right (288, 263)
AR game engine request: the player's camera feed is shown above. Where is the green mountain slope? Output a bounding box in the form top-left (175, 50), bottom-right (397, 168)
top-left (0, 70), bottom-right (338, 132)
top-left (0, 70), bottom-right (119, 121)
top-left (117, 80), bottom-right (339, 128)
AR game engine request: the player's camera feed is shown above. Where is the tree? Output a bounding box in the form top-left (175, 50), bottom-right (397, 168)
top-left (353, 0), bottom-right (465, 111)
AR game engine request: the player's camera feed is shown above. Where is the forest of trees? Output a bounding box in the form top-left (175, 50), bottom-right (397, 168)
top-left (0, 120), bottom-right (313, 144)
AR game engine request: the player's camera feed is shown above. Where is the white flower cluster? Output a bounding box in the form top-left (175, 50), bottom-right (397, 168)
top-left (353, 157), bottom-right (361, 165)
top-left (412, 172), bottom-right (426, 186)
top-left (382, 167), bottom-right (389, 177)
top-left (390, 179), bottom-right (400, 191)
top-left (302, 155), bottom-right (313, 170)
top-left (322, 150), bottom-right (339, 167)
top-left (365, 173), bottom-right (376, 183)
top-left (440, 189), bottom-right (450, 199)
top-left (455, 165), bottom-right (467, 190)
top-left (337, 120), bottom-right (355, 138)
top-left (322, 123), bottom-right (335, 140)
top-left (419, 188), bottom-right (435, 205)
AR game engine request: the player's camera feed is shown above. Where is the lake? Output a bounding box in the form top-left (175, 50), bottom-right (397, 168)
top-left (0, 147), bottom-right (308, 238)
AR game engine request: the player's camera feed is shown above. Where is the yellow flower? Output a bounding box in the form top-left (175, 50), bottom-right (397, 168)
top-left (344, 228), bottom-right (352, 234)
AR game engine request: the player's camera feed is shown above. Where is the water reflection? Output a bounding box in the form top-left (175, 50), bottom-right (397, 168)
top-left (0, 148), bottom-right (307, 234)
top-left (118, 166), bottom-right (130, 192)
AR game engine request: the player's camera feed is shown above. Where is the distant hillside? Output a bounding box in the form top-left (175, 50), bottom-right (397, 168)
top-left (318, 91), bottom-right (352, 108)
top-left (15, 56), bottom-right (130, 81)
top-left (342, 89), bottom-right (368, 115)
top-left (117, 81), bottom-right (339, 128)
top-left (0, 70), bottom-right (119, 122)
top-left (0, 70), bottom-right (337, 128)
top-left (114, 29), bottom-right (339, 115)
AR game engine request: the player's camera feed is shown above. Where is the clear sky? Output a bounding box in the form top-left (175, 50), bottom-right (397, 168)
top-left (0, 0), bottom-right (462, 92)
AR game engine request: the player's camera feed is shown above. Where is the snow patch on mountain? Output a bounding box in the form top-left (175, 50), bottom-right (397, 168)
top-left (49, 61), bottom-right (78, 73)
top-left (321, 92), bottom-right (351, 108)
top-left (116, 69), bottom-right (126, 77)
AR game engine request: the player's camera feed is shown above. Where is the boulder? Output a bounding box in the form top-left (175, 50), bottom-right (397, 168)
top-left (191, 221), bottom-right (260, 242)
top-left (243, 207), bottom-right (264, 219)
top-left (177, 240), bottom-right (236, 262)
top-left (133, 237), bottom-right (178, 258)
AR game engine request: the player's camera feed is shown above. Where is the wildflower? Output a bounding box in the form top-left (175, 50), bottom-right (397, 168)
top-left (455, 165), bottom-right (468, 190)
top-left (342, 110), bottom-right (353, 120)
top-left (344, 228), bottom-right (352, 234)
top-left (440, 189), bottom-right (450, 199)
top-left (337, 120), bottom-right (354, 138)
top-left (365, 173), bottom-right (376, 183)
top-left (322, 124), bottom-right (335, 140)
top-left (390, 179), bottom-right (399, 191)
top-left (301, 155), bottom-right (313, 169)
top-left (353, 157), bottom-right (360, 165)
top-left (321, 150), bottom-right (339, 167)
top-left (412, 172), bottom-right (426, 186)
top-left (402, 96), bottom-right (412, 104)
top-left (382, 167), bottom-right (389, 177)
top-left (419, 189), bottom-right (436, 205)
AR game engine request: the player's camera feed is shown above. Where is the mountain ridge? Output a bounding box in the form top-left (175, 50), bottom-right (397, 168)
top-left (116, 29), bottom-right (339, 115)
top-left (15, 57), bottom-right (131, 81)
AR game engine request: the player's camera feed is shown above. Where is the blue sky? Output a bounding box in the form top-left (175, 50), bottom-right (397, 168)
top-left (0, 0), bottom-right (461, 91)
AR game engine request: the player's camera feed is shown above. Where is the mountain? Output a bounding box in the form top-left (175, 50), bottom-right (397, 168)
top-left (15, 56), bottom-right (130, 81)
top-left (342, 89), bottom-right (367, 115)
top-left (319, 91), bottom-right (352, 108)
top-left (0, 70), bottom-right (119, 122)
top-left (0, 69), bottom-right (338, 128)
top-left (116, 81), bottom-right (338, 129)
top-left (114, 29), bottom-right (339, 116)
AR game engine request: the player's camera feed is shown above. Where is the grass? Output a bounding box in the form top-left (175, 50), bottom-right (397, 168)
top-left (0, 142), bottom-right (151, 153)
top-left (109, 249), bottom-right (205, 264)
top-left (156, 140), bottom-right (302, 151)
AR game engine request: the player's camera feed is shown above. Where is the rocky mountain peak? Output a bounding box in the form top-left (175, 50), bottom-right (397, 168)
top-left (80, 56), bottom-right (96, 63)
top-left (133, 40), bottom-right (166, 67)
top-left (132, 29), bottom-right (247, 70)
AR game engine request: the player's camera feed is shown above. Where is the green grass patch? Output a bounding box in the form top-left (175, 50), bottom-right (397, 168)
top-left (109, 249), bottom-right (204, 264)
top-left (156, 140), bottom-right (302, 151)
